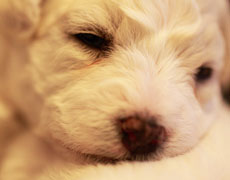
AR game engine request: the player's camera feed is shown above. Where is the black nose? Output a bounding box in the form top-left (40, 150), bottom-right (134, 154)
top-left (120, 116), bottom-right (166, 156)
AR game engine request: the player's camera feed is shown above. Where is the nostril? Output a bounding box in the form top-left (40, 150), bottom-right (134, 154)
top-left (119, 116), bottom-right (166, 156)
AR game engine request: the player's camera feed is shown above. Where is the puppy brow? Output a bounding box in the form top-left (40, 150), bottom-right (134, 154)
top-left (61, 12), bottom-right (111, 34)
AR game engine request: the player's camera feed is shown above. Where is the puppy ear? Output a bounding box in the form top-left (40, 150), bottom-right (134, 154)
top-left (219, 0), bottom-right (230, 103)
top-left (0, 0), bottom-right (45, 40)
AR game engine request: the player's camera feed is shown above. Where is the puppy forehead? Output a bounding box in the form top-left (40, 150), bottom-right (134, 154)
top-left (66, 0), bottom-right (198, 31)
top-left (65, 0), bottom-right (151, 31)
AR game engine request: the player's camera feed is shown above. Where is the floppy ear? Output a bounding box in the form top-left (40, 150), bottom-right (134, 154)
top-left (219, 0), bottom-right (230, 103)
top-left (0, 0), bottom-right (45, 40)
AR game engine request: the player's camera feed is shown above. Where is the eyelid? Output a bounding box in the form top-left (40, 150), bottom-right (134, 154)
top-left (63, 22), bottom-right (108, 37)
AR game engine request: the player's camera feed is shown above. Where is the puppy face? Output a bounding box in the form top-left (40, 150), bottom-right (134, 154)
top-left (10, 0), bottom-right (228, 160)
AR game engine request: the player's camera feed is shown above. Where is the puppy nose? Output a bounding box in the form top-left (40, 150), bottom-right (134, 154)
top-left (120, 116), bottom-right (166, 156)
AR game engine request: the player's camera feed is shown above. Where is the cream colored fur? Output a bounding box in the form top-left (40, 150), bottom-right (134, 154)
top-left (0, 0), bottom-right (230, 179)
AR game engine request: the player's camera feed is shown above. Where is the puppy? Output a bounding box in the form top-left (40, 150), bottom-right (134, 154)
top-left (0, 0), bottom-right (229, 179)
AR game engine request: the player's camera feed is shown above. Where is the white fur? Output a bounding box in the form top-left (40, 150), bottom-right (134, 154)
top-left (0, 0), bottom-right (229, 179)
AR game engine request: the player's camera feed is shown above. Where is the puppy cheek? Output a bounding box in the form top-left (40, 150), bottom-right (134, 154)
top-left (41, 86), bottom-right (128, 157)
top-left (195, 82), bottom-right (220, 113)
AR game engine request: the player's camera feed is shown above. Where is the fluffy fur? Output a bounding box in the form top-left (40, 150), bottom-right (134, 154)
top-left (0, 0), bottom-right (229, 179)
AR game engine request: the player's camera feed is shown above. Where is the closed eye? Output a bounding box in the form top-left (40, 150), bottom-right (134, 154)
top-left (73, 33), bottom-right (110, 51)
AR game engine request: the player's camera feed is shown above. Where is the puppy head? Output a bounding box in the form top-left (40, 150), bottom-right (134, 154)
top-left (4, 0), bottom-right (230, 161)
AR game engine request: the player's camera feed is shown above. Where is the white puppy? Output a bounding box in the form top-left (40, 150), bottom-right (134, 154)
top-left (0, 0), bottom-right (229, 179)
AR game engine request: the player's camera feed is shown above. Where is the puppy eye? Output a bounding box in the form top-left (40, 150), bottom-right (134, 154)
top-left (73, 33), bottom-right (107, 50)
top-left (195, 66), bottom-right (213, 83)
